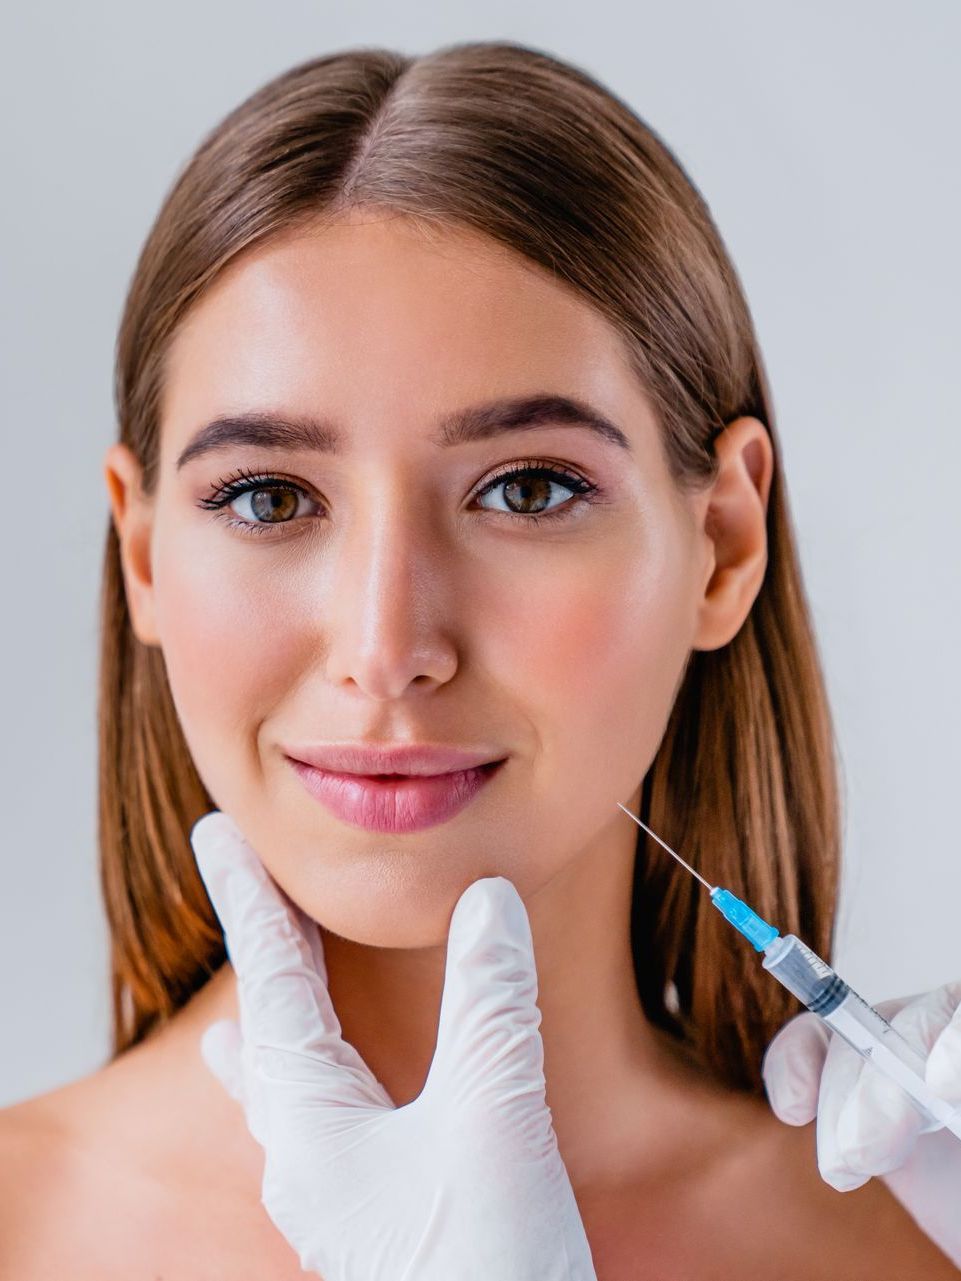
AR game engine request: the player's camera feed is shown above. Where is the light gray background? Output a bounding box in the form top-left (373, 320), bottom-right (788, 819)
top-left (2, 2), bottom-right (958, 1108)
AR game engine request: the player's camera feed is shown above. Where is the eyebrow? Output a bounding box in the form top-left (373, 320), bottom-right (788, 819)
top-left (174, 393), bottom-right (632, 471)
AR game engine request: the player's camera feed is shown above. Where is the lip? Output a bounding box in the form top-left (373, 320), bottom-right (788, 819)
top-left (287, 755), bottom-right (507, 833)
top-left (282, 741), bottom-right (505, 777)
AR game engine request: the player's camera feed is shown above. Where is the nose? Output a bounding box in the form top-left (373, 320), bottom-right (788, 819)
top-left (323, 492), bottom-right (459, 700)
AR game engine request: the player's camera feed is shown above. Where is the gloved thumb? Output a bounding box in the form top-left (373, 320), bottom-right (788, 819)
top-left (429, 876), bottom-right (545, 1109)
top-left (762, 1011), bottom-right (831, 1125)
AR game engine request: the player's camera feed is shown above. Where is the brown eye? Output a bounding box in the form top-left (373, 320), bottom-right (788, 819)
top-left (197, 460), bottom-right (601, 539)
top-left (242, 486), bottom-right (301, 523)
top-left (475, 464), bottom-right (596, 521)
top-left (500, 474), bottom-right (554, 515)
top-left (197, 472), bottom-right (320, 537)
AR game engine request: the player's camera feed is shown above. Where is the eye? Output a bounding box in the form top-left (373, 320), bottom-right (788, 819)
top-left (473, 461), bottom-right (599, 524)
top-left (196, 468), bottom-right (320, 538)
top-left (196, 459), bottom-right (603, 538)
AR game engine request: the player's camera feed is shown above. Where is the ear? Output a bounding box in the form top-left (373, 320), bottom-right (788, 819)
top-left (691, 416), bottom-right (774, 653)
top-left (103, 443), bottom-right (161, 646)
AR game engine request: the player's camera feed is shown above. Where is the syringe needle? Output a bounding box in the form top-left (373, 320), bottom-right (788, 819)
top-left (615, 801), bottom-right (716, 892)
top-left (614, 817), bottom-right (961, 1141)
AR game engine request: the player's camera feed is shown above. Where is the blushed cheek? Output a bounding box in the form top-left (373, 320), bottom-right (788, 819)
top-left (150, 523), bottom-right (294, 807)
top-left (485, 538), bottom-right (694, 810)
top-left (147, 501), bottom-right (695, 926)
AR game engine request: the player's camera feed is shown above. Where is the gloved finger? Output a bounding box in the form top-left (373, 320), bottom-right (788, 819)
top-left (827, 981), bottom-right (961, 1183)
top-left (430, 876), bottom-right (544, 1103)
top-left (834, 983), bottom-right (961, 1174)
top-left (762, 1012), bottom-right (830, 1125)
top-left (924, 980), bottom-right (961, 1104)
top-left (190, 810), bottom-right (388, 1103)
top-left (201, 1016), bottom-right (246, 1103)
top-left (816, 1028), bottom-right (873, 1191)
top-left (873, 982), bottom-right (961, 1059)
top-left (201, 1016), bottom-right (272, 1147)
top-left (834, 1015), bottom-right (926, 1178)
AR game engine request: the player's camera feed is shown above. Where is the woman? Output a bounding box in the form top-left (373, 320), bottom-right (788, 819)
top-left (2, 38), bottom-right (957, 1278)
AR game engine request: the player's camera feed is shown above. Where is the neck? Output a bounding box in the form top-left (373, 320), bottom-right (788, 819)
top-left (172, 803), bottom-right (721, 1194)
top-left (370, 830), bottom-right (671, 1145)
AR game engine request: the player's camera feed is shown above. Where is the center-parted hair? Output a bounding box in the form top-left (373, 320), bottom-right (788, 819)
top-left (101, 39), bottom-right (842, 1091)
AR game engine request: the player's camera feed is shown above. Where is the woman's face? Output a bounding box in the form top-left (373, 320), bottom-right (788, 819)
top-left (107, 211), bottom-right (736, 947)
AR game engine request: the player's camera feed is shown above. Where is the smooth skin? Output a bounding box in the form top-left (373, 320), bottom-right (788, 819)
top-left (1, 211), bottom-right (955, 1279)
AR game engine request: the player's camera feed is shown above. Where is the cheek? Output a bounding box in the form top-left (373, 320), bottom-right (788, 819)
top-left (484, 531), bottom-right (694, 807)
top-left (150, 517), bottom-right (295, 806)
top-left (148, 504), bottom-right (695, 947)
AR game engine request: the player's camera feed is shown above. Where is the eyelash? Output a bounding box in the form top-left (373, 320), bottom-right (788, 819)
top-left (196, 460), bottom-right (602, 538)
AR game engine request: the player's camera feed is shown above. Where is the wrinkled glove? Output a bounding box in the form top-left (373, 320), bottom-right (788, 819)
top-left (190, 809), bottom-right (598, 1281)
top-left (762, 980), bottom-right (961, 1267)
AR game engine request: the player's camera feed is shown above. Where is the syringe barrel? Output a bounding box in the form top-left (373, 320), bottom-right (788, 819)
top-left (762, 934), bottom-right (850, 1013)
top-left (763, 935), bottom-right (961, 1136)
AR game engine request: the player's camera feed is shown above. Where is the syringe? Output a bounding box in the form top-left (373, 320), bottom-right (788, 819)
top-left (616, 802), bottom-right (961, 1141)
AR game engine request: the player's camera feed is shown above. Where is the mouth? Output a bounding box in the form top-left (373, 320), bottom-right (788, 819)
top-left (287, 756), bottom-right (507, 834)
top-left (349, 765), bottom-right (499, 780)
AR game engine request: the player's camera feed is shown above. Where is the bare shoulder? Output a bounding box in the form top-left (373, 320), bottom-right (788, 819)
top-left (708, 1095), bottom-right (960, 1279)
top-left (0, 1066), bottom-right (184, 1280)
top-left (0, 1082), bottom-right (92, 1277)
top-left (0, 1085), bottom-right (74, 1196)
top-left (0, 1065), bottom-right (174, 1281)
top-left (0, 1070), bottom-right (162, 1281)
top-left (563, 1068), bottom-right (960, 1280)
top-left (0, 1045), bottom-right (306, 1281)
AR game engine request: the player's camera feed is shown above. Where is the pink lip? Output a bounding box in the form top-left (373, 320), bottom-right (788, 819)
top-left (287, 757), bottom-right (507, 833)
top-left (281, 741), bottom-right (503, 776)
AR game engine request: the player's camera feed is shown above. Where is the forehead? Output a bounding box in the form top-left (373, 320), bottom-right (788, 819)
top-left (161, 212), bottom-right (653, 459)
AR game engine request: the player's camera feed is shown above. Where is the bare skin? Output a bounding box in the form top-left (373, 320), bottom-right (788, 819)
top-left (1, 211), bottom-right (956, 1277)
top-left (1, 966), bottom-right (955, 1278)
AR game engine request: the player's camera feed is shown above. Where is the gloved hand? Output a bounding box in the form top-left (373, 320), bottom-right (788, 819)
top-left (189, 809), bottom-right (598, 1281)
top-left (762, 980), bottom-right (961, 1268)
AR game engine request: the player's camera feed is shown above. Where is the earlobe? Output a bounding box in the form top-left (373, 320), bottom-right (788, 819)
top-left (691, 417), bottom-right (773, 653)
top-left (103, 443), bottom-right (161, 647)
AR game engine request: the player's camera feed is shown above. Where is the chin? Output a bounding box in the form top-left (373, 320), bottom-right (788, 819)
top-left (278, 843), bottom-right (501, 950)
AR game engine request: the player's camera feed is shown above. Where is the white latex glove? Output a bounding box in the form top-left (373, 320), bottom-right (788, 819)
top-left (189, 809), bottom-right (597, 1281)
top-left (762, 980), bottom-right (961, 1267)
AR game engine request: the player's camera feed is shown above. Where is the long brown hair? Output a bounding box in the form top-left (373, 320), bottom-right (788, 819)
top-left (100, 39), bottom-right (842, 1091)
